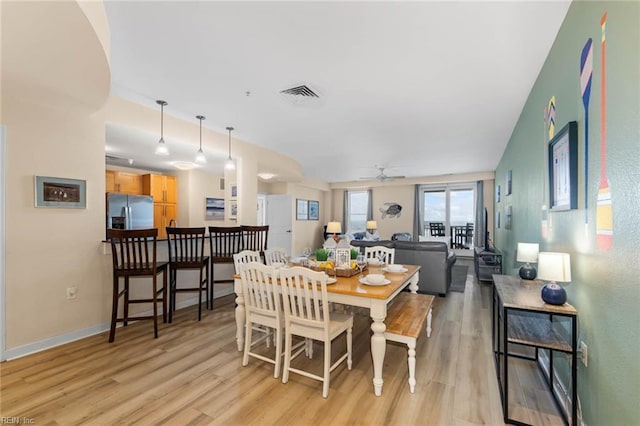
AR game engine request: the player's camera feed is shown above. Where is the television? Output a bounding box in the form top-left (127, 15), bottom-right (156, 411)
top-left (483, 207), bottom-right (494, 252)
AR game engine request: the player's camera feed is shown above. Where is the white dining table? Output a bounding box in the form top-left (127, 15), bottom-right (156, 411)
top-left (233, 264), bottom-right (420, 396)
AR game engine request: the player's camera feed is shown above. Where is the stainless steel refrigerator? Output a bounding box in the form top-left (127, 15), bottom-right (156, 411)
top-left (106, 193), bottom-right (154, 232)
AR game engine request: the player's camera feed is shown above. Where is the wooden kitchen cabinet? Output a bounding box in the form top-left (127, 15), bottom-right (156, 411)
top-left (106, 170), bottom-right (142, 194)
top-left (153, 203), bottom-right (178, 239)
top-left (143, 174), bottom-right (178, 239)
top-left (142, 174), bottom-right (177, 204)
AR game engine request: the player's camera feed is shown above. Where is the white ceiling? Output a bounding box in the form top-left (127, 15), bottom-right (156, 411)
top-left (104, 1), bottom-right (571, 183)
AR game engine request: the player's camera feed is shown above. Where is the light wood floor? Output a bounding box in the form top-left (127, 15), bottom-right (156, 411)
top-left (1, 262), bottom-right (564, 425)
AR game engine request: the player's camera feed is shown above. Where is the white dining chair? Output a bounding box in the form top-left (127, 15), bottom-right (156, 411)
top-left (279, 266), bottom-right (353, 398)
top-left (238, 262), bottom-right (285, 378)
top-left (364, 246), bottom-right (395, 264)
top-left (233, 250), bottom-right (262, 273)
top-left (264, 247), bottom-right (288, 266)
top-left (234, 250), bottom-right (271, 345)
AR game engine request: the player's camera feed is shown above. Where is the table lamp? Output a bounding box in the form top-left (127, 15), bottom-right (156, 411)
top-left (366, 221), bottom-right (377, 233)
top-left (517, 242), bottom-right (539, 280)
top-left (537, 252), bottom-right (571, 305)
top-left (326, 221), bottom-right (342, 243)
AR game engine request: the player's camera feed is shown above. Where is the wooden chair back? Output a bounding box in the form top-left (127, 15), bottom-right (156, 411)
top-left (265, 247), bottom-right (288, 265)
top-left (238, 262), bottom-right (281, 320)
top-left (364, 246), bottom-right (396, 264)
top-left (241, 225), bottom-right (269, 253)
top-left (279, 267), bottom-right (330, 331)
top-left (166, 227), bottom-right (206, 265)
top-left (208, 226), bottom-right (244, 262)
top-left (108, 228), bottom-right (160, 275)
top-left (233, 250), bottom-right (262, 273)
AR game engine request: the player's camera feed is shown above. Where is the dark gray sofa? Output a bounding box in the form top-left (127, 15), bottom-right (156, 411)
top-left (351, 240), bottom-right (457, 296)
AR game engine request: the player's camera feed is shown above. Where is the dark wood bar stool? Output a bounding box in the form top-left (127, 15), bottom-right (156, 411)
top-left (241, 225), bottom-right (269, 259)
top-left (107, 228), bottom-right (168, 343)
top-left (208, 226), bottom-right (243, 309)
top-left (166, 227), bottom-right (209, 322)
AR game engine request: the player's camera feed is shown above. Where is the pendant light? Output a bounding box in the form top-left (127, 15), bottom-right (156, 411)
top-left (155, 100), bottom-right (169, 156)
top-left (225, 126), bottom-right (235, 170)
top-left (195, 115), bottom-right (206, 164)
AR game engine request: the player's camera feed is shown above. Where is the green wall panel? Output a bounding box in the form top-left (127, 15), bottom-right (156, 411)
top-left (495, 1), bottom-right (639, 424)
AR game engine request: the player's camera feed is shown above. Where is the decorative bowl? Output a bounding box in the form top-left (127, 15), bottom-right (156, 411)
top-left (366, 274), bottom-right (385, 284)
top-left (386, 264), bottom-right (404, 272)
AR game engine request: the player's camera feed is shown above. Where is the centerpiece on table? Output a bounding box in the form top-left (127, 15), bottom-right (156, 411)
top-left (311, 243), bottom-right (363, 277)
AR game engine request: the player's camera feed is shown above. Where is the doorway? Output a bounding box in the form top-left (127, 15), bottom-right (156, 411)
top-left (422, 183), bottom-right (476, 251)
top-left (265, 194), bottom-right (292, 255)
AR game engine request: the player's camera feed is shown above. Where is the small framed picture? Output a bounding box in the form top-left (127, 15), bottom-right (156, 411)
top-left (548, 121), bottom-right (578, 211)
top-left (228, 200), bottom-right (238, 220)
top-left (230, 183), bottom-right (238, 200)
top-left (505, 170), bottom-right (512, 196)
top-left (35, 176), bottom-right (86, 208)
top-left (335, 247), bottom-right (351, 269)
top-left (296, 199), bottom-right (308, 220)
top-left (505, 205), bottom-right (512, 230)
top-left (496, 185), bottom-right (501, 203)
top-left (308, 200), bottom-right (319, 220)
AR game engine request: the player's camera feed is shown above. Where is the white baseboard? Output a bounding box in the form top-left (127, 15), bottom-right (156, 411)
top-left (2, 290), bottom-right (235, 361)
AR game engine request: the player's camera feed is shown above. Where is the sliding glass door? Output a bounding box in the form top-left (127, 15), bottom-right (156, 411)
top-left (422, 184), bottom-right (476, 249)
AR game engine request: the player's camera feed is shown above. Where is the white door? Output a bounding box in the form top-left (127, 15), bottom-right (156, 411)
top-left (266, 194), bottom-right (292, 255)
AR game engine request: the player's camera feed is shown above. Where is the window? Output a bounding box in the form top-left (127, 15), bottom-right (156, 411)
top-left (421, 183), bottom-right (476, 247)
top-left (346, 190), bottom-right (369, 232)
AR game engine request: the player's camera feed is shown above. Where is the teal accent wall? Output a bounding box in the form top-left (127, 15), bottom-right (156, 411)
top-left (494, 1), bottom-right (639, 424)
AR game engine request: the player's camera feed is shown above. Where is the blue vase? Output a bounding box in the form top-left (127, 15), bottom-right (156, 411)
top-left (541, 283), bottom-right (566, 305)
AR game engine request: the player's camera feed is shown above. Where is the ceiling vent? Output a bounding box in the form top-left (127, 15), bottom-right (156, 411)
top-left (279, 83), bottom-right (322, 107)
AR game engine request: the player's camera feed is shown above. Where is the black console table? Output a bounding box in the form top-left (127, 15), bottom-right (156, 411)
top-left (474, 247), bottom-right (502, 281)
top-left (492, 274), bottom-right (578, 425)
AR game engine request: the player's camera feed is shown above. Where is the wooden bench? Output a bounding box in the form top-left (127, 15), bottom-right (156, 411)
top-left (385, 292), bottom-right (435, 393)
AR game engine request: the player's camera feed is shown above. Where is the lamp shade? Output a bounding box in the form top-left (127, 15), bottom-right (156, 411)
top-left (366, 221), bottom-right (377, 230)
top-left (517, 243), bottom-right (539, 263)
top-left (537, 252), bottom-right (571, 282)
top-left (326, 222), bottom-right (342, 234)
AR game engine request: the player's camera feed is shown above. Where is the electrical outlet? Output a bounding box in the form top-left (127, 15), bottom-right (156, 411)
top-left (579, 341), bottom-right (588, 366)
top-left (66, 286), bottom-right (78, 300)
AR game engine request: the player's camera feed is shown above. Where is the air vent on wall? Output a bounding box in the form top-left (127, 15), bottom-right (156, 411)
top-left (106, 154), bottom-right (134, 165)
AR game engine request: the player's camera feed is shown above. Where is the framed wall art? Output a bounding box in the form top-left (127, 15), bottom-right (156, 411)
top-left (505, 205), bottom-right (512, 230)
top-left (35, 176), bottom-right (86, 208)
top-left (296, 199), bottom-right (308, 220)
top-left (308, 200), bottom-right (319, 220)
top-left (548, 121), bottom-right (578, 211)
top-left (206, 197), bottom-right (224, 220)
top-left (228, 200), bottom-right (238, 220)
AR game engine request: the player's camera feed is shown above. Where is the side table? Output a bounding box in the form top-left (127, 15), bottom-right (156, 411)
top-left (492, 274), bottom-right (578, 425)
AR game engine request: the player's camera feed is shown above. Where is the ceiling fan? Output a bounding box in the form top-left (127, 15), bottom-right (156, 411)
top-left (360, 166), bottom-right (406, 182)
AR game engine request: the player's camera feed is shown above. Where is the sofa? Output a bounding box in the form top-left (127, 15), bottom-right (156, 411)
top-left (351, 240), bottom-right (457, 296)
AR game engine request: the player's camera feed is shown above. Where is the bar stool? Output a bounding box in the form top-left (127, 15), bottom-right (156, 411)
top-left (166, 227), bottom-right (209, 322)
top-left (208, 226), bottom-right (243, 309)
top-left (107, 228), bottom-right (168, 343)
top-left (241, 225), bottom-right (269, 259)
